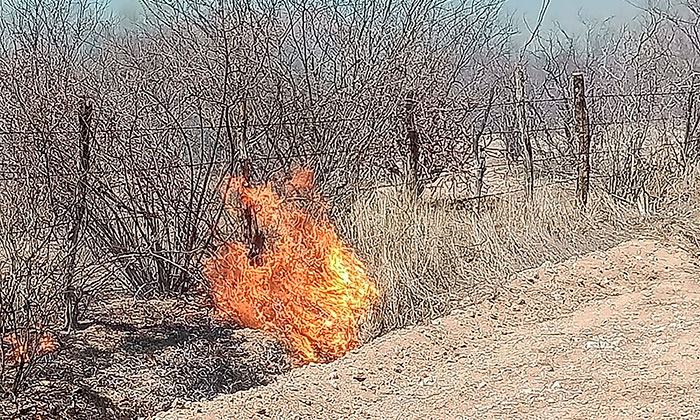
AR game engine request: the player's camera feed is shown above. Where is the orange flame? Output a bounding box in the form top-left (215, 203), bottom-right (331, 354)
top-left (205, 168), bottom-right (379, 363)
top-left (3, 332), bottom-right (58, 365)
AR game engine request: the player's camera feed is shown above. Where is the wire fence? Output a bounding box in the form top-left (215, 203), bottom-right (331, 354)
top-left (0, 75), bottom-right (697, 356)
top-left (0, 83), bottom-right (698, 239)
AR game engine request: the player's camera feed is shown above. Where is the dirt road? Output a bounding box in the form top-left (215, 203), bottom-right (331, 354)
top-left (154, 240), bottom-right (700, 419)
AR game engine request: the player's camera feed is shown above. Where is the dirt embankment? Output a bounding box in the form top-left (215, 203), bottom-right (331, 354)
top-left (154, 240), bottom-right (700, 420)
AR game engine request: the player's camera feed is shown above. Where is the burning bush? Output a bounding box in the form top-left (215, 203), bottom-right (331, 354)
top-left (205, 169), bottom-right (379, 363)
top-left (3, 331), bottom-right (58, 366)
top-left (2, 332), bottom-right (58, 367)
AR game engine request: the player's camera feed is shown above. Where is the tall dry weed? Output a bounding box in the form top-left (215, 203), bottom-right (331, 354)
top-left (340, 167), bottom-right (700, 337)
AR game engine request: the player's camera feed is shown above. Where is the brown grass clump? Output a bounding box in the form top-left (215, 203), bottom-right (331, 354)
top-left (340, 166), bottom-right (700, 337)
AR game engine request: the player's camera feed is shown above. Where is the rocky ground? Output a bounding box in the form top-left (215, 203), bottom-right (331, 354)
top-left (153, 239), bottom-right (700, 420)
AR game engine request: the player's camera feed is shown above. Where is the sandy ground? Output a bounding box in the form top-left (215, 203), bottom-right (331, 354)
top-left (153, 239), bottom-right (700, 420)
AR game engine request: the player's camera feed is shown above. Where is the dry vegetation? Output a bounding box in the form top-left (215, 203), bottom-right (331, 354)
top-left (1, 0), bottom-right (700, 418)
top-left (343, 164), bottom-right (700, 337)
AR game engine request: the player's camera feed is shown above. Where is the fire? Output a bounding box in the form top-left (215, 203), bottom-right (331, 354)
top-left (3, 332), bottom-right (58, 365)
top-left (205, 168), bottom-right (379, 363)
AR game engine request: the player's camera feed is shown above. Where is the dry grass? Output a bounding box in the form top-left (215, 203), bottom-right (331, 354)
top-left (340, 165), bottom-right (700, 338)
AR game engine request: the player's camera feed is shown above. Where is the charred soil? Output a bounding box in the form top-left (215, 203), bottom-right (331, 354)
top-left (1, 295), bottom-right (290, 420)
top-left (4, 239), bottom-right (700, 419)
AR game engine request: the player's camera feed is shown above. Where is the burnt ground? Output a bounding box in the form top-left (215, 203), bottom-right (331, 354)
top-left (0, 295), bottom-right (290, 420)
top-left (154, 240), bottom-right (700, 419)
top-left (4, 239), bottom-right (700, 420)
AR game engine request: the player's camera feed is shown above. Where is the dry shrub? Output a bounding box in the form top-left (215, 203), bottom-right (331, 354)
top-left (341, 167), bottom-right (700, 337)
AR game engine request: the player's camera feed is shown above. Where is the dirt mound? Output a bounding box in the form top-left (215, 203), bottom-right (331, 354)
top-left (153, 240), bottom-right (700, 419)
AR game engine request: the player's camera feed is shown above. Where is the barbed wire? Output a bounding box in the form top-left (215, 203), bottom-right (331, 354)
top-left (442, 138), bottom-right (693, 175)
top-left (0, 149), bottom-right (354, 181)
top-left (0, 125), bottom-right (692, 183)
top-left (429, 89), bottom-right (689, 114)
top-left (1, 85), bottom-right (697, 238)
top-left (587, 90), bottom-right (689, 100)
top-left (1, 136), bottom-right (691, 237)
top-left (0, 116), bottom-right (369, 137)
top-left (0, 88), bottom-right (690, 139)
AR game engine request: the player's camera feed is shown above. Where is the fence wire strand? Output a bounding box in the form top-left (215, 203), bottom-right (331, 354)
top-left (1, 86), bottom-right (697, 237)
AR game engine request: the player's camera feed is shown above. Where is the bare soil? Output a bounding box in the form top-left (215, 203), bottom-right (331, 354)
top-left (153, 239), bottom-right (700, 420)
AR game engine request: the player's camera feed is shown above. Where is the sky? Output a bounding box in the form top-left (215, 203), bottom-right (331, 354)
top-left (110, 0), bottom-right (644, 31)
top-left (504, 0), bottom-right (642, 33)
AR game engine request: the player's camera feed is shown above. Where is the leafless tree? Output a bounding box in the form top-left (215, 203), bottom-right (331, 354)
top-left (1, 0), bottom-right (698, 399)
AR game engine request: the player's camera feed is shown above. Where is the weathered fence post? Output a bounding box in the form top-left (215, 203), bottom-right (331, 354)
top-left (238, 97), bottom-right (252, 180)
top-left (573, 72), bottom-right (591, 208)
top-left (405, 91), bottom-right (421, 199)
top-left (515, 67), bottom-right (533, 198)
top-left (684, 75), bottom-right (698, 162)
top-left (233, 97), bottom-right (263, 263)
top-left (473, 87), bottom-right (494, 209)
top-left (473, 125), bottom-right (486, 204)
top-left (64, 99), bottom-right (92, 333)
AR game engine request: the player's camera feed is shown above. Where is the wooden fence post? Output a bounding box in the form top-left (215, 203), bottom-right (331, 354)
top-left (573, 72), bottom-right (591, 207)
top-left (684, 74), bottom-right (698, 162)
top-left (64, 99), bottom-right (92, 333)
top-left (473, 87), bottom-right (494, 209)
top-left (405, 91), bottom-right (421, 199)
top-left (238, 97), bottom-right (252, 180)
top-left (515, 67), bottom-right (533, 198)
top-left (233, 97), bottom-right (263, 263)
